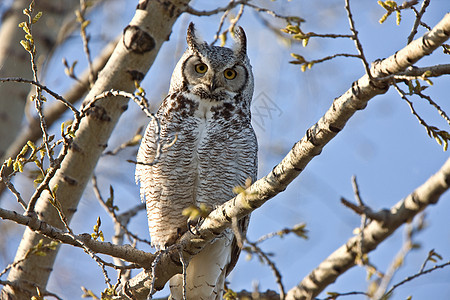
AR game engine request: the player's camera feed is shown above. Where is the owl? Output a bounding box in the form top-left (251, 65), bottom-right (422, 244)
top-left (136, 23), bottom-right (257, 300)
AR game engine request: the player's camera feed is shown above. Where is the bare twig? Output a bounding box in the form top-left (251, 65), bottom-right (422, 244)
top-left (147, 250), bottom-right (165, 299)
top-left (20, 2), bottom-right (54, 165)
top-left (351, 176), bottom-right (369, 268)
top-left (384, 260), bottom-right (450, 298)
top-left (416, 90), bottom-right (450, 126)
top-left (340, 197), bottom-right (387, 223)
top-left (407, 0), bottom-right (431, 44)
top-left (185, 0), bottom-right (249, 16)
top-left (0, 162), bottom-right (27, 210)
top-left (210, 0), bottom-right (234, 46)
top-left (103, 126), bottom-right (143, 156)
top-left (344, 0), bottom-right (372, 78)
top-left (255, 223), bottom-right (307, 244)
top-left (245, 241), bottom-right (286, 299)
top-left (0, 78), bottom-right (80, 118)
top-left (77, 0), bottom-right (96, 86)
top-left (187, 1), bottom-right (301, 23)
top-left (372, 222), bottom-right (415, 298)
top-left (392, 82), bottom-right (450, 151)
top-left (290, 53), bottom-right (362, 70)
top-left (320, 291), bottom-right (369, 300)
top-left (351, 175), bottom-right (364, 206)
top-left (0, 206), bottom-right (153, 267)
top-left (91, 175), bottom-right (149, 245)
top-left (394, 64), bottom-right (450, 79)
top-left (0, 279), bottom-right (63, 300)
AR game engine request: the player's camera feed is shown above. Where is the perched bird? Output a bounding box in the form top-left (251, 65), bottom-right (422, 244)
top-left (136, 23), bottom-right (257, 300)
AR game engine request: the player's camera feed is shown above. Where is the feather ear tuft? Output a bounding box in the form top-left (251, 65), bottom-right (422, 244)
top-left (186, 22), bottom-right (205, 52)
top-left (233, 26), bottom-right (247, 59)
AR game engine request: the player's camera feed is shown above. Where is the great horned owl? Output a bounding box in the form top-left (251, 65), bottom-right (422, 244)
top-left (136, 23), bottom-right (257, 300)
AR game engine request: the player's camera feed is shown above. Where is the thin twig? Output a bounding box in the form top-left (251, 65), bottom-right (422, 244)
top-left (0, 77), bottom-right (80, 117)
top-left (351, 175), bottom-right (364, 206)
top-left (45, 185), bottom-right (116, 291)
top-left (392, 82), bottom-right (431, 133)
top-left (384, 260), bottom-right (450, 297)
top-left (187, 0), bottom-right (300, 24)
top-left (91, 175), bottom-right (150, 245)
top-left (21, 2), bottom-right (54, 165)
top-left (255, 223), bottom-right (307, 244)
top-left (407, 0), bottom-right (430, 44)
top-left (351, 176), bottom-right (369, 267)
top-left (77, 0), bottom-right (96, 86)
top-left (416, 90), bottom-right (450, 127)
top-left (319, 291), bottom-right (369, 300)
top-left (340, 197), bottom-right (386, 222)
top-left (373, 223), bottom-right (414, 298)
top-left (0, 162), bottom-right (27, 210)
top-left (228, 4), bottom-right (245, 34)
top-left (103, 126), bottom-right (143, 156)
top-left (0, 280), bottom-right (63, 300)
top-left (245, 241), bottom-right (286, 299)
top-left (344, 0), bottom-right (372, 78)
top-left (210, 1), bottom-right (233, 46)
top-left (290, 53), bottom-right (362, 66)
top-left (185, 0), bottom-right (249, 16)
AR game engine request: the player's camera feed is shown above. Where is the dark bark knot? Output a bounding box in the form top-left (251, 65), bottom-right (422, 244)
top-left (329, 125), bottom-right (341, 133)
top-left (306, 127), bottom-right (319, 146)
top-left (62, 175), bottom-right (78, 186)
top-left (86, 105), bottom-right (111, 122)
top-left (127, 70), bottom-right (145, 82)
top-left (123, 25), bottom-right (155, 54)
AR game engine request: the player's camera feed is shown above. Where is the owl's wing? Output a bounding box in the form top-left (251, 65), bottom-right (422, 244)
top-left (136, 96), bottom-right (199, 249)
top-left (227, 136), bottom-right (258, 278)
top-left (135, 118), bottom-right (158, 203)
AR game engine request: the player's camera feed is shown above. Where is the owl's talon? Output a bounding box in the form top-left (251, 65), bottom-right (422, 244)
top-left (187, 218), bottom-right (201, 235)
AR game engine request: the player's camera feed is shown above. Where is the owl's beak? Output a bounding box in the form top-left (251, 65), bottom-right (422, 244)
top-left (205, 74), bottom-right (217, 92)
top-left (208, 80), bottom-right (216, 92)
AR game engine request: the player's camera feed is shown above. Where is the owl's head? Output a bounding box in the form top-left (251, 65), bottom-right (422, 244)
top-left (169, 23), bottom-right (254, 104)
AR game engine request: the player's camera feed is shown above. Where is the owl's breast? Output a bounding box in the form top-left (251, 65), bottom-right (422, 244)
top-left (193, 114), bottom-right (257, 208)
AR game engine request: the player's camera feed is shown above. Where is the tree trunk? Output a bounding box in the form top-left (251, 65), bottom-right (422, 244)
top-left (1, 1), bottom-right (190, 299)
top-left (0, 0), bottom-right (79, 194)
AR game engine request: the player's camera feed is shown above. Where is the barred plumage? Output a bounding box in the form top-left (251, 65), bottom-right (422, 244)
top-left (136, 23), bottom-right (257, 300)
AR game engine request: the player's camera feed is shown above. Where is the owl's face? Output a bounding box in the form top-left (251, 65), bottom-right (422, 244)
top-left (181, 51), bottom-right (249, 101)
top-left (169, 23), bottom-right (254, 104)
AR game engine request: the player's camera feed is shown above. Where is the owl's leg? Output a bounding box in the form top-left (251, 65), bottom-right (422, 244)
top-left (187, 218), bottom-right (201, 235)
top-left (169, 230), bottom-right (233, 300)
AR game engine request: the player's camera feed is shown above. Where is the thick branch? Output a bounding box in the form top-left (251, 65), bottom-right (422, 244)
top-left (0, 208), bottom-right (153, 268)
top-left (116, 10), bottom-right (450, 300)
top-left (397, 63), bottom-right (450, 78)
top-left (286, 156), bottom-right (450, 299)
top-left (371, 13), bottom-right (450, 77)
top-left (2, 1), bottom-right (190, 298)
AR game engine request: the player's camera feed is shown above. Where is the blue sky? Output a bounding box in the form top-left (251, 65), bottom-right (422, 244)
top-left (1, 0), bottom-right (449, 299)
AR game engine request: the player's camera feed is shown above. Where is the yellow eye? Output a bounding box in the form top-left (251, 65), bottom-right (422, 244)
top-left (224, 68), bottom-right (236, 80)
top-left (195, 63), bottom-right (208, 74)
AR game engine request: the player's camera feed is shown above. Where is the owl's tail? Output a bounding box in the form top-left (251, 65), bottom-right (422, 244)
top-left (169, 231), bottom-right (233, 300)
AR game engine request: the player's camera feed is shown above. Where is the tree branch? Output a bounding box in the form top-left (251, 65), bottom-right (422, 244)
top-left (0, 207), bottom-right (153, 268)
top-left (286, 157), bottom-right (450, 299)
top-left (114, 10), bottom-right (450, 300)
top-left (2, 0), bottom-right (191, 298)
